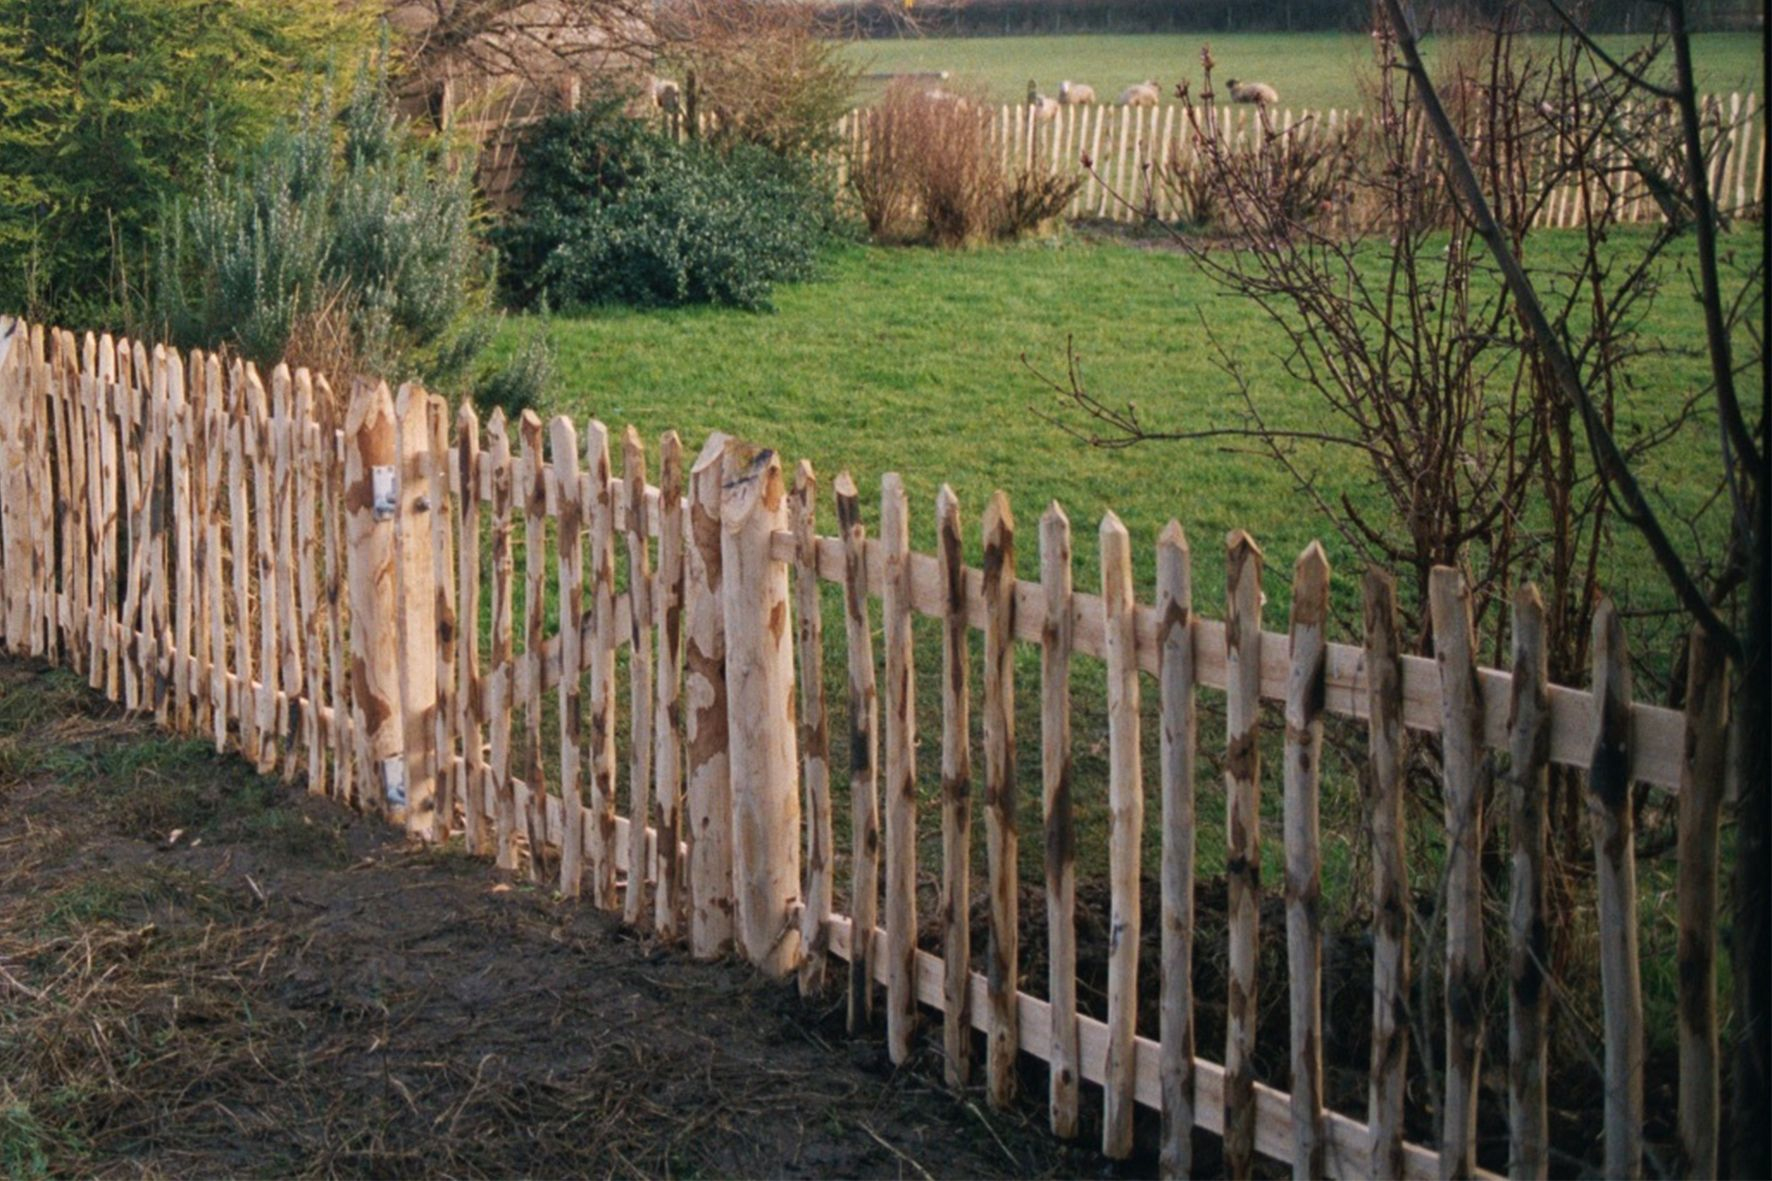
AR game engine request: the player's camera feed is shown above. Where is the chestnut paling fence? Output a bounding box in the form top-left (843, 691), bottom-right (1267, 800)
top-left (0, 315), bottom-right (1737, 1180)
top-left (468, 79), bottom-right (1763, 229)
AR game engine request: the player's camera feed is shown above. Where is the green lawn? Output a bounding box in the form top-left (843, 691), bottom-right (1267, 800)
top-left (486, 225), bottom-right (1755, 1090)
top-left (838, 30), bottom-right (1765, 110)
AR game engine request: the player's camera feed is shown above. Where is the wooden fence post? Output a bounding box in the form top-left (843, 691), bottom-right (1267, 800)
top-left (396, 384), bottom-right (438, 839)
top-left (1508, 585), bottom-right (1550, 1181)
top-left (1100, 511), bottom-right (1142, 1161)
top-left (1677, 625), bottom-right (1728, 1179)
top-left (835, 472), bottom-right (880, 1033)
top-left (344, 380), bottom-right (405, 817)
top-left (1158, 520), bottom-right (1195, 1179)
top-left (982, 491), bottom-right (1018, 1112)
top-left (687, 431), bottom-right (734, 956)
top-left (1364, 568), bottom-right (1409, 1181)
top-left (1430, 566), bottom-right (1488, 1181)
top-left (1224, 529), bottom-right (1264, 1180)
top-left (792, 459), bottom-right (833, 994)
top-left (1284, 542), bottom-right (1328, 1180)
top-left (719, 444), bottom-right (802, 978)
top-left (1590, 600), bottom-right (1642, 1180)
top-left (1041, 501), bottom-right (1079, 1140)
top-left (882, 471), bottom-right (918, 1064)
top-left (936, 483), bottom-right (972, 1089)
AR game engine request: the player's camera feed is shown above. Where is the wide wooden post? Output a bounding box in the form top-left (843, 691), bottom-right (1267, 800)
top-left (1223, 529), bottom-right (1264, 1180)
top-left (1157, 520), bottom-right (1196, 1179)
top-left (687, 431), bottom-right (734, 956)
top-left (1508, 585), bottom-right (1550, 1181)
top-left (1100, 511), bottom-right (1142, 1161)
top-left (936, 483), bottom-right (972, 1089)
top-left (344, 380), bottom-right (405, 817)
top-left (719, 445), bottom-right (802, 978)
top-left (395, 384), bottom-right (439, 839)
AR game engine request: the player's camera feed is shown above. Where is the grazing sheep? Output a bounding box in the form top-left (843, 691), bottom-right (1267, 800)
top-left (1117, 80), bottom-right (1161, 107)
top-left (649, 77), bottom-right (682, 113)
top-left (1026, 79), bottom-right (1060, 121)
top-left (1225, 78), bottom-right (1279, 106)
top-left (1058, 80), bottom-right (1097, 105)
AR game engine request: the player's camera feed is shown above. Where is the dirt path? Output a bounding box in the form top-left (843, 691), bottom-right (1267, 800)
top-left (0, 659), bottom-right (1098, 1179)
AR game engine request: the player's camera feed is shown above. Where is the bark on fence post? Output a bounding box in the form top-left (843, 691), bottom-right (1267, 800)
top-left (344, 380), bottom-right (405, 817)
top-left (719, 445), bottom-right (802, 978)
top-left (687, 432), bottom-right (734, 957)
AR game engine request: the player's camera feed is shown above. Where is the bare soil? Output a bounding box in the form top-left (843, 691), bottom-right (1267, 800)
top-left (0, 658), bottom-right (1102, 1179)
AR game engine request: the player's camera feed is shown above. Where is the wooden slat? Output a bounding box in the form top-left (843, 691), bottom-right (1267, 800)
top-left (1507, 586), bottom-right (1550, 1181)
top-left (881, 471), bottom-right (918, 1065)
top-left (296, 376), bottom-right (326, 794)
top-left (1100, 511), bottom-right (1142, 1161)
top-left (1589, 600), bottom-right (1642, 1180)
top-left (394, 385), bottom-right (438, 835)
top-left (248, 366), bottom-right (278, 772)
top-left (1283, 543), bottom-right (1328, 1179)
top-left (1363, 568), bottom-right (1409, 1180)
top-left (344, 381), bottom-right (402, 816)
top-left (1429, 566), bottom-right (1487, 1180)
top-left (170, 351), bottom-right (194, 731)
top-left (718, 445), bottom-right (800, 978)
top-left (1223, 530), bottom-right (1264, 1180)
top-left (1041, 502), bottom-right (1080, 1140)
top-left (653, 432), bottom-right (687, 938)
top-left (835, 471), bottom-right (880, 1032)
top-left (553, 416), bottom-right (585, 897)
top-left (686, 431), bottom-right (733, 950)
top-left (624, 427), bottom-right (655, 928)
top-left (486, 409), bottom-right (519, 870)
top-left (1676, 625), bottom-right (1728, 1179)
top-left (587, 422), bottom-right (620, 910)
top-left (320, 376), bottom-right (351, 807)
top-left (228, 365), bottom-right (256, 762)
top-left (936, 483), bottom-right (972, 1088)
top-left (1157, 520), bottom-right (1195, 1178)
top-left (275, 368), bottom-right (304, 779)
top-left (982, 491), bottom-right (1018, 1110)
top-left (792, 459), bottom-right (833, 992)
top-left (428, 395), bottom-right (458, 839)
top-left (457, 405), bottom-right (487, 854)
top-left (204, 356), bottom-right (227, 752)
top-left (519, 410), bottom-right (550, 879)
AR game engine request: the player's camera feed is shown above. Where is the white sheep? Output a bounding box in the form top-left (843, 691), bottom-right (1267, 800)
top-left (1058, 80), bottom-right (1097, 105)
top-left (1117, 80), bottom-right (1161, 107)
top-left (1026, 79), bottom-right (1060, 121)
top-left (1225, 78), bottom-right (1278, 106)
top-left (649, 77), bottom-right (682, 113)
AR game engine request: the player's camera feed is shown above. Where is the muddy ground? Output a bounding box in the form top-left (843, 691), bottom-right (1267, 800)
top-left (0, 658), bottom-right (1111, 1179)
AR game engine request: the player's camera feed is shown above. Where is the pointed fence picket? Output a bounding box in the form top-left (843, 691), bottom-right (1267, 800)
top-left (0, 314), bottom-right (1738, 1181)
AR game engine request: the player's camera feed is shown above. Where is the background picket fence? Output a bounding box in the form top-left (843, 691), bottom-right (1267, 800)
top-left (0, 316), bottom-right (1737, 1179)
top-left (468, 86), bottom-right (1763, 229)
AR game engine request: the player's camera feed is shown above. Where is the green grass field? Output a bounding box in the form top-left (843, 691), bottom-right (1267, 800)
top-left (839, 30), bottom-right (1765, 109)
top-left (491, 226), bottom-right (1755, 932)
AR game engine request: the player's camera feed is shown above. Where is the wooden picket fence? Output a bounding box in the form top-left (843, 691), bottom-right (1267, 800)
top-left (469, 86), bottom-right (1762, 229)
top-left (832, 91), bottom-right (1765, 227)
top-left (0, 314), bottom-right (1738, 1179)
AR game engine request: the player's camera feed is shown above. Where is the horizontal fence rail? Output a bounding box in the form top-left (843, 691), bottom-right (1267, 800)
top-left (0, 315), bottom-right (1736, 1179)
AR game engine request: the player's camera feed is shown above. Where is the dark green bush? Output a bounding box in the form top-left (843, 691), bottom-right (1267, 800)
top-left (153, 61), bottom-right (490, 387)
top-left (496, 104), bottom-right (834, 313)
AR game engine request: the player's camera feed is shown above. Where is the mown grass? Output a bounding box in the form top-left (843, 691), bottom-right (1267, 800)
top-left (485, 222), bottom-right (1757, 967)
top-left (840, 30), bottom-right (1765, 110)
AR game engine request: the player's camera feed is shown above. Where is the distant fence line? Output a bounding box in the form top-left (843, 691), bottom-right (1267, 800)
top-left (465, 86), bottom-right (1763, 230)
top-left (0, 315), bottom-right (1739, 1178)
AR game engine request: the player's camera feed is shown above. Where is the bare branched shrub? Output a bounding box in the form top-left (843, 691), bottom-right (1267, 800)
top-left (851, 82), bottom-right (1079, 246)
top-left (657, 0), bottom-right (857, 158)
top-left (1000, 164), bottom-right (1085, 239)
